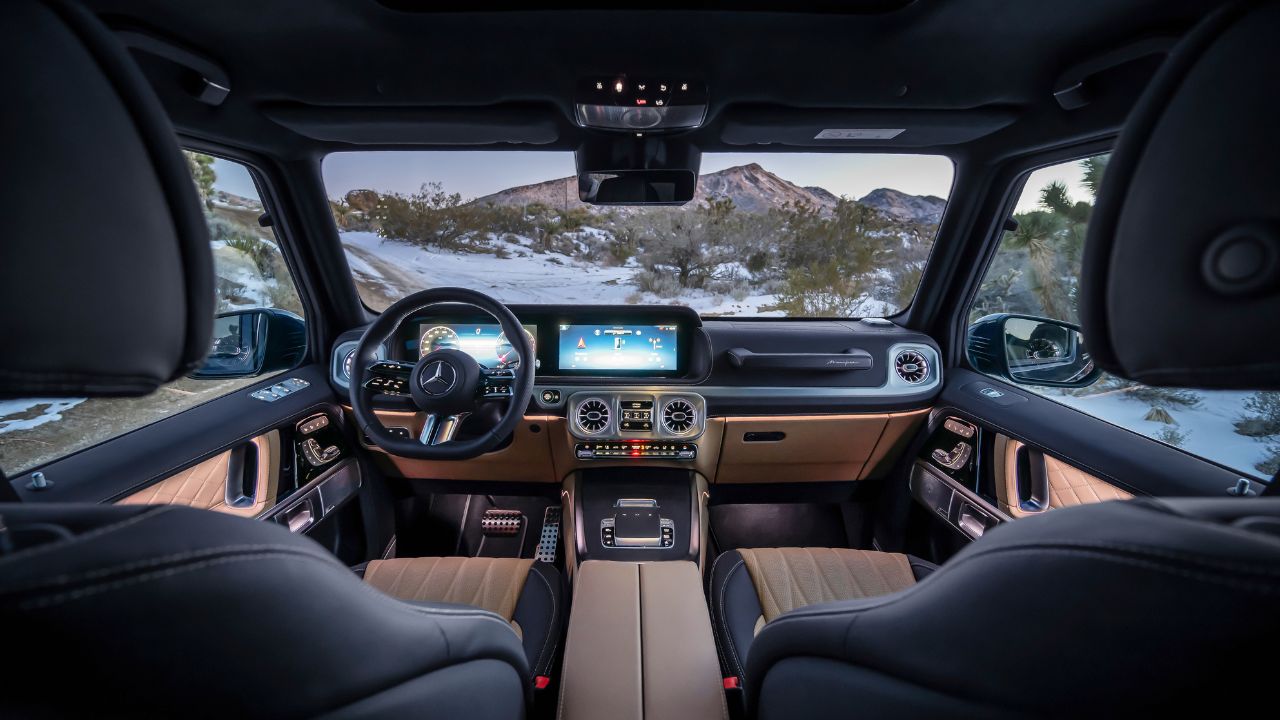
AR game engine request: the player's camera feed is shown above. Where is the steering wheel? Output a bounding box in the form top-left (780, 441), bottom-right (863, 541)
top-left (348, 287), bottom-right (535, 460)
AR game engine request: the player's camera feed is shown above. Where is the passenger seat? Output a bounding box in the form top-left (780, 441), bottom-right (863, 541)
top-left (709, 547), bottom-right (935, 684)
top-left (356, 557), bottom-right (564, 680)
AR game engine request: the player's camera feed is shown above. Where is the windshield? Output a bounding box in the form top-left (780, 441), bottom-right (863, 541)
top-left (322, 152), bottom-right (953, 316)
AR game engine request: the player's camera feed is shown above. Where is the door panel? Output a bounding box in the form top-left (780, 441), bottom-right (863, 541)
top-left (118, 431), bottom-right (280, 518)
top-left (992, 435), bottom-right (1131, 518)
top-left (905, 370), bottom-right (1265, 558)
top-left (5, 363), bottom-right (376, 561)
top-left (936, 369), bottom-right (1252, 499)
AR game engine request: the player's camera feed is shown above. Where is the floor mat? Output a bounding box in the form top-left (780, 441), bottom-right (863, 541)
top-left (709, 502), bottom-right (869, 554)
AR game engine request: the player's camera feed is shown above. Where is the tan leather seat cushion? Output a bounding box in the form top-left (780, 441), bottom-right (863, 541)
top-left (737, 547), bottom-right (917, 622)
top-left (363, 557), bottom-right (534, 628)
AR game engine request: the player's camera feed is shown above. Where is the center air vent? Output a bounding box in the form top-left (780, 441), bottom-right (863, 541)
top-left (661, 398), bottom-right (697, 435)
top-left (894, 350), bottom-right (930, 384)
top-left (576, 398), bottom-right (611, 435)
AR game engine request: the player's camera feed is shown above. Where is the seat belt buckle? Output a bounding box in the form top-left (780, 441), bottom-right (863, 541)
top-left (724, 677), bottom-right (746, 719)
top-left (534, 675), bottom-right (551, 690)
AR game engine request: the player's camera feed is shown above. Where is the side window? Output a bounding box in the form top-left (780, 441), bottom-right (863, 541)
top-left (0, 153), bottom-right (305, 474)
top-left (970, 154), bottom-right (1276, 480)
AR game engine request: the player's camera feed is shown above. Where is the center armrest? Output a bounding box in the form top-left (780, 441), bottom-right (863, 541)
top-left (558, 560), bottom-right (727, 720)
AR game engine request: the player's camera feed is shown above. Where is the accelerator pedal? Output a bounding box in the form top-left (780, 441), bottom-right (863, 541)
top-left (535, 507), bottom-right (561, 563)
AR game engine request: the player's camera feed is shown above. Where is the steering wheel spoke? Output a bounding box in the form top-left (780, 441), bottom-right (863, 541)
top-left (478, 367), bottom-right (516, 399)
top-left (362, 360), bottom-right (415, 397)
top-left (418, 413), bottom-right (470, 445)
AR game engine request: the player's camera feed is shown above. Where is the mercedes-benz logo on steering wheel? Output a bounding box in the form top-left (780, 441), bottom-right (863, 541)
top-left (418, 360), bottom-right (457, 396)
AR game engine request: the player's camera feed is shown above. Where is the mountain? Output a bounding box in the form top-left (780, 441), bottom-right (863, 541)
top-left (692, 163), bottom-right (836, 213)
top-left (857, 188), bottom-right (946, 225)
top-left (471, 163), bottom-right (939, 224)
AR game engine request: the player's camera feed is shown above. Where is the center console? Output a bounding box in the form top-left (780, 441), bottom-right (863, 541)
top-left (558, 560), bottom-right (727, 720)
top-left (566, 467), bottom-right (705, 566)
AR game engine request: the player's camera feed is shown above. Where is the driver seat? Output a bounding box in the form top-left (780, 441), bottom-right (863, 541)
top-left (0, 2), bottom-right (550, 717)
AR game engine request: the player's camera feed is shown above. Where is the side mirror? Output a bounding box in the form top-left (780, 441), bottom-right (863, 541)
top-left (967, 313), bottom-right (1102, 388)
top-left (189, 309), bottom-right (306, 379)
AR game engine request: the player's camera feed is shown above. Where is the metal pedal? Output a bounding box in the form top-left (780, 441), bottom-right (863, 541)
top-left (481, 509), bottom-right (524, 537)
top-left (535, 506), bottom-right (561, 563)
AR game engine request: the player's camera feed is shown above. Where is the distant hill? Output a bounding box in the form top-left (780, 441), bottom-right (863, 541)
top-left (469, 163), bottom-right (940, 224)
top-left (857, 187), bottom-right (946, 225)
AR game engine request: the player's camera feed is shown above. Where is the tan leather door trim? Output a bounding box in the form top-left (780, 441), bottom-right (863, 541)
top-left (994, 434), bottom-right (1131, 518)
top-left (119, 431), bottom-right (280, 517)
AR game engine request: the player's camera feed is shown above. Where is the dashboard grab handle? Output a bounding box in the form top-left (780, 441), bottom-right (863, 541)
top-left (726, 348), bottom-right (874, 372)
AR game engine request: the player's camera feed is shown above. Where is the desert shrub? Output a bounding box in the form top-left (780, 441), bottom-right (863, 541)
top-left (1154, 426), bottom-right (1189, 447)
top-left (1127, 386), bottom-right (1202, 409)
top-left (767, 261), bottom-right (872, 317)
top-left (1237, 392), bottom-right (1280, 437)
top-left (633, 269), bottom-right (682, 298)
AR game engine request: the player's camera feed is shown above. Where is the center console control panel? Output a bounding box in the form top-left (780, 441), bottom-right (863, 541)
top-left (567, 392), bottom-right (706, 461)
top-left (600, 499), bottom-right (676, 549)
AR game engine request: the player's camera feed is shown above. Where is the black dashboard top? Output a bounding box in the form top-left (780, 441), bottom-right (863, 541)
top-left (331, 305), bottom-right (941, 415)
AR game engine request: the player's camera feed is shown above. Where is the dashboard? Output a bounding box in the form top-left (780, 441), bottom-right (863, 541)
top-left (332, 304), bottom-right (944, 418)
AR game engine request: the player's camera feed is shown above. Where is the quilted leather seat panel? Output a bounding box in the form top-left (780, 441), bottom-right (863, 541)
top-left (737, 548), bottom-right (917, 622)
top-left (363, 557), bottom-right (536, 621)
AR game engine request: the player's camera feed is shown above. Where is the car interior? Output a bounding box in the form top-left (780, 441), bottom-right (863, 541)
top-left (2, 0), bottom-right (1279, 718)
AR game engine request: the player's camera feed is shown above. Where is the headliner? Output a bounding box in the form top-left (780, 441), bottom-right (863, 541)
top-left (84, 0), bottom-right (1228, 160)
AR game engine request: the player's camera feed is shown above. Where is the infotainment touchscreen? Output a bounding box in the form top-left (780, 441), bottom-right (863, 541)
top-left (558, 324), bottom-right (678, 372)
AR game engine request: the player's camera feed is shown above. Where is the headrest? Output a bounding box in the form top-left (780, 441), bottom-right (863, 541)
top-left (1080, 1), bottom-right (1280, 390)
top-left (0, 1), bottom-right (213, 398)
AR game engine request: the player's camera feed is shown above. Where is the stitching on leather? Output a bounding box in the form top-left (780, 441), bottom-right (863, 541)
top-left (529, 566), bottom-right (558, 675)
top-left (720, 559), bottom-right (748, 680)
top-left (763, 546), bottom-right (1280, 629)
top-left (17, 550), bottom-right (327, 609)
top-left (0, 543), bottom-right (332, 596)
top-left (0, 506), bottom-right (175, 568)
top-left (708, 551), bottom-right (734, 676)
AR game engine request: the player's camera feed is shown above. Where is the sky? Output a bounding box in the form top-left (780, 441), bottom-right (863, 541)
top-left (218, 150), bottom-right (1093, 211)
top-left (1015, 160), bottom-right (1092, 213)
top-left (321, 150), bottom-right (958, 202)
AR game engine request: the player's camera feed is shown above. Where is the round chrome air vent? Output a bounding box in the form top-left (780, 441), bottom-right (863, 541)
top-left (894, 350), bottom-right (929, 384)
top-left (342, 348), bottom-right (356, 380)
top-left (575, 398), bottom-right (611, 435)
top-left (661, 398), bottom-right (697, 435)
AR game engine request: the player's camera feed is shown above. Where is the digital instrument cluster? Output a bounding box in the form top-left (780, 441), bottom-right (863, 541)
top-left (415, 323), bottom-right (538, 369)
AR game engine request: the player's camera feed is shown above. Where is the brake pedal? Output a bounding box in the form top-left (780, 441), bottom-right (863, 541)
top-left (481, 509), bottom-right (524, 537)
top-left (535, 507), bottom-right (561, 563)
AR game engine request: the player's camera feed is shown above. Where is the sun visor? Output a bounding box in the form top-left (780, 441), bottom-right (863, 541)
top-left (262, 103), bottom-right (561, 145)
top-left (719, 105), bottom-right (1017, 148)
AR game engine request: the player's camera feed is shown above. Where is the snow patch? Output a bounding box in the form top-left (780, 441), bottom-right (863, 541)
top-left (0, 398), bottom-right (87, 435)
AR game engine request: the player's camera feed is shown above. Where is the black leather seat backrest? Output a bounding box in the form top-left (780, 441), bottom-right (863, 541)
top-left (1080, 0), bottom-right (1280, 390)
top-left (0, 0), bottom-right (213, 399)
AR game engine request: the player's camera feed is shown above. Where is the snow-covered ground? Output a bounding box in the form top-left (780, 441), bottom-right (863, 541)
top-left (340, 230), bottom-right (788, 315)
top-left (1039, 387), bottom-right (1267, 478)
top-left (0, 398), bottom-right (86, 435)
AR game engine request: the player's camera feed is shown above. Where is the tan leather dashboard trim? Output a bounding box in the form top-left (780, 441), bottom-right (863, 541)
top-left (716, 410), bottom-right (928, 483)
top-left (352, 407), bottom-right (929, 487)
top-left (994, 434), bottom-right (1132, 518)
top-left (356, 409), bottom-right (559, 483)
top-left (119, 431), bottom-right (280, 517)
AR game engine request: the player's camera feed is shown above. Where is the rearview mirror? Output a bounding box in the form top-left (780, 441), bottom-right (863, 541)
top-left (189, 308), bottom-right (306, 379)
top-left (967, 313), bottom-right (1102, 388)
top-left (578, 169), bottom-right (697, 205)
